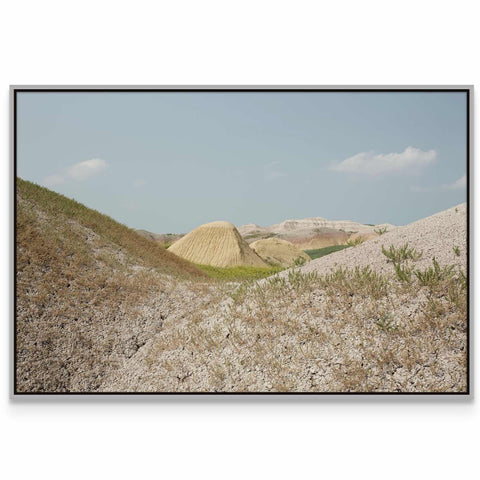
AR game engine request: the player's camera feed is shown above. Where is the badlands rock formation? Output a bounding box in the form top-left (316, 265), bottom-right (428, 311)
top-left (239, 217), bottom-right (394, 249)
top-left (250, 238), bottom-right (311, 267)
top-left (168, 221), bottom-right (268, 268)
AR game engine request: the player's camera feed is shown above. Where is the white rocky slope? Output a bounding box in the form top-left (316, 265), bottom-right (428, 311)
top-left (297, 203), bottom-right (467, 276)
top-left (99, 204), bottom-right (468, 393)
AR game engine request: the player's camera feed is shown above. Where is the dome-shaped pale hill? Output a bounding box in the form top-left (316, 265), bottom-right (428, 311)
top-left (168, 221), bottom-right (268, 268)
top-left (250, 238), bottom-right (311, 267)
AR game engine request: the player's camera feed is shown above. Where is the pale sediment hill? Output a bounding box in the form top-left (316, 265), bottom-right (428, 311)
top-left (297, 204), bottom-right (467, 276)
top-left (169, 221), bottom-right (268, 268)
top-left (266, 217), bottom-right (393, 235)
top-left (287, 228), bottom-right (350, 250)
top-left (250, 238), bottom-right (310, 267)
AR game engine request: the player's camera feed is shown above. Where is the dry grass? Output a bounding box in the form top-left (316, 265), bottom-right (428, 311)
top-left (103, 258), bottom-right (467, 393)
top-left (16, 178), bottom-right (206, 392)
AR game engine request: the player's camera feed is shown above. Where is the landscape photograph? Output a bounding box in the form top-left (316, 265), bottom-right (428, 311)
top-left (14, 88), bottom-right (469, 394)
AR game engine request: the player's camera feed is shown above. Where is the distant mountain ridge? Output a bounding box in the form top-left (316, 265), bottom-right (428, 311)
top-left (239, 217), bottom-right (395, 236)
top-left (140, 216), bottom-right (396, 251)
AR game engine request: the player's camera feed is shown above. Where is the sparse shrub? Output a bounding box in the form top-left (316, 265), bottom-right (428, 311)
top-left (229, 283), bottom-right (249, 304)
top-left (346, 237), bottom-right (364, 247)
top-left (375, 313), bottom-right (398, 332)
top-left (414, 257), bottom-right (455, 289)
top-left (321, 266), bottom-right (387, 299)
top-left (351, 266), bottom-right (388, 297)
top-left (422, 297), bottom-right (447, 326)
top-left (266, 274), bottom-right (287, 289)
top-left (453, 246), bottom-right (461, 256)
top-left (374, 226), bottom-right (388, 235)
top-left (393, 262), bottom-right (413, 283)
top-left (381, 243), bottom-right (422, 283)
top-left (293, 256), bottom-right (307, 267)
top-left (381, 243), bottom-right (423, 264)
top-left (288, 268), bottom-right (318, 292)
top-left (447, 269), bottom-right (467, 310)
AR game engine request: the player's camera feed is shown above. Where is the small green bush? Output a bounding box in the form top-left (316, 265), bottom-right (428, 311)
top-left (293, 256), bottom-right (308, 267)
top-left (381, 243), bottom-right (423, 264)
top-left (346, 237), bottom-right (364, 247)
top-left (374, 226), bottom-right (388, 235)
top-left (394, 263), bottom-right (412, 283)
top-left (414, 258), bottom-right (455, 288)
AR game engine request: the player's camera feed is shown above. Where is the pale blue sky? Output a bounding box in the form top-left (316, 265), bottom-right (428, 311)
top-left (17, 91), bottom-right (467, 233)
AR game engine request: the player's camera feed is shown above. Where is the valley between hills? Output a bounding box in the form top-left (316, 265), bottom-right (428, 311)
top-left (16, 178), bottom-right (468, 393)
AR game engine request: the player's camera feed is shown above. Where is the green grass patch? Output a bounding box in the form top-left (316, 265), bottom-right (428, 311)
top-left (244, 232), bottom-right (277, 241)
top-left (304, 244), bottom-right (348, 260)
top-left (195, 264), bottom-right (283, 281)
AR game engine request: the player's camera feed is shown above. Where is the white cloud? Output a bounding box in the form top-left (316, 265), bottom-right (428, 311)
top-left (42, 158), bottom-right (108, 187)
top-left (264, 161), bottom-right (287, 181)
top-left (65, 158), bottom-right (108, 181)
top-left (412, 175), bottom-right (467, 193)
top-left (442, 175), bottom-right (466, 190)
top-left (331, 147), bottom-right (437, 176)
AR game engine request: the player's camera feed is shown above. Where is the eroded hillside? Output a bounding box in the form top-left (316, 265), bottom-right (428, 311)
top-left (16, 179), bottom-right (208, 392)
top-left (15, 181), bottom-right (468, 393)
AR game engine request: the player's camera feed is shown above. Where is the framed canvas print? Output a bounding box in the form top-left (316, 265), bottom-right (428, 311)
top-left (13, 86), bottom-right (470, 394)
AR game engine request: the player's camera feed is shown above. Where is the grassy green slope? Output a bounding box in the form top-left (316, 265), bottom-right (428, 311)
top-left (16, 178), bottom-right (205, 392)
top-left (195, 264), bottom-right (283, 281)
top-left (17, 178), bottom-right (206, 279)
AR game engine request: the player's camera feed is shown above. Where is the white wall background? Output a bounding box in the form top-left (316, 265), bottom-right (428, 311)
top-left (1, 2), bottom-right (477, 478)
